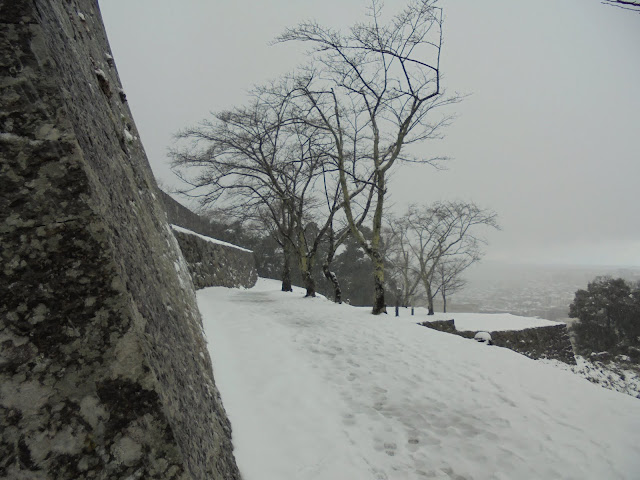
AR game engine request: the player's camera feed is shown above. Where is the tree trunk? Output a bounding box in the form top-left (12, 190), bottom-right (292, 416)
top-left (371, 173), bottom-right (387, 315)
top-left (372, 251), bottom-right (387, 314)
top-left (301, 267), bottom-right (316, 297)
top-left (442, 288), bottom-right (447, 313)
top-left (297, 246), bottom-right (316, 298)
top-left (281, 244), bottom-right (293, 292)
top-left (322, 228), bottom-right (342, 303)
top-left (322, 262), bottom-right (342, 303)
top-left (426, 281), bottom-right (434, 315)
top-left (373, 276), bottom-right (386, 314)
top-left (295, 227), bottom-right (316, 297)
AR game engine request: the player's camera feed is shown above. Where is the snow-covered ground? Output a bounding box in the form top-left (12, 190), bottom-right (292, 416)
top-left (412, 309), bottom-right (564, 331)
top-left (198, 279), bottom-right (640, 480)
top-left (541, 356), bottom-right (640, 400)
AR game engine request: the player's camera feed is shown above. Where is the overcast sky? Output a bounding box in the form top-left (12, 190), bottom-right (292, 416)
top-left (98, 0), bottom-right (639, 267)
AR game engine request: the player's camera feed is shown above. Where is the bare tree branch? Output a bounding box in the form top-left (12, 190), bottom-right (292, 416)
top-left (602, 0), bottom-right (640, 12)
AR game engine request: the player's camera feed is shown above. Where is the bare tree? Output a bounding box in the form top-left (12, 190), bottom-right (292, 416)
top-left (171, 76), bottom-right (375, 298)
top-left (392, 202), bottom-right (499, 315)
top-left (384, 216), bottom-right (422, 308)
top-left (434, 256), bottom-right (475, 313)
top-left (171, 81), bottom-right (339, 296)
top-left (276, 0), bottom-right (460, 314)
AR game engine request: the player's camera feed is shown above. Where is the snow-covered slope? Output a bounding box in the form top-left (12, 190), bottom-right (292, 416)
top-left (541, 356), bottom-right (640, 399)
top-left (198, 279), bottom-right (640, 480)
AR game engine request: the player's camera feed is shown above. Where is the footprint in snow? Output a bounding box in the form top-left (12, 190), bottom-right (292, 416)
top-left (384, 442), bottom-right (397, 456)
top-left (342, 413), bottom-right (356, 426)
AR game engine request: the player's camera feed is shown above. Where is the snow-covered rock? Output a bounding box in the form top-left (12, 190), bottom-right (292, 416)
top-left (474, 331), bottom-right (492, 344)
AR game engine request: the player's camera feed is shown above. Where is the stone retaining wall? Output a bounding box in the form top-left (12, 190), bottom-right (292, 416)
top-left (172, 226), bottom-right (257, 290)
top-left (160, 191), bottom-right (221, 240)
top-left (421, 319), bottom-right (576, 364)
top-left (0, 1), bottom-right (240, 478)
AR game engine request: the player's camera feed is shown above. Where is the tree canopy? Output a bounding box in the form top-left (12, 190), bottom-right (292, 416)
top-left (569, 277), bottom-right (640, 357)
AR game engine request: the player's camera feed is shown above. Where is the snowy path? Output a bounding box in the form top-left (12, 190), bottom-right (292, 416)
top-left (198, 279), bottom-right (640, 480)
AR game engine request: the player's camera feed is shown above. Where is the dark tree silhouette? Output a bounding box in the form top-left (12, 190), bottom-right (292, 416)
top-left (569, 277), bottom-right (640, 356)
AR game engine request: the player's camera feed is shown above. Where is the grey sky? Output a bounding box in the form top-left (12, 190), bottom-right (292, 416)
top-left (98, 0), bottom-right (640, 266)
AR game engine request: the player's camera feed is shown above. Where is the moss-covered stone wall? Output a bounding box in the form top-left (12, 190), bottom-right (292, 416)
top-left (0, 1), bottom-right (240, 478)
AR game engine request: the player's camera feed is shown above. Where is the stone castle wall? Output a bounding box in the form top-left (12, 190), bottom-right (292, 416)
top-left (0, 1), bottom-right (240, 478)
top-left (160, 191), bottom-right (221, 240)
top-left (172, 226), bottom-right (257, 290)
top-left (160, 192), bottom-right (258, 289)
top-left (421, 319), bottom-right (576, 364)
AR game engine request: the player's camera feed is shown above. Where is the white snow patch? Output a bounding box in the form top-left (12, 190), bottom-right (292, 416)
top-left (474, 331), bottom-right (492, 344)
top-left (77, 11), bottom-right (86, 21)
top-left (170, 224), bottom-right (252, 253)
top-left (199, 278), bottom-right (640, 480)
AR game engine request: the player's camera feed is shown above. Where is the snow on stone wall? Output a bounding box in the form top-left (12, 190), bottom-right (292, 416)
top-left (0, 1), bottom-right (240, 478)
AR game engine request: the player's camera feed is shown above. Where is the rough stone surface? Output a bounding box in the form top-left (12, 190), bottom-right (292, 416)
top-left (421, 319), bottom-right (576, 364)
top-left (172, 227), bottom-right (257, 290)
top-left (420, 319), bottom-right (456, 334)
top-left (0, 1), bottom-right (241, 479)
top-left (160, 191), bottom-right (222, 240)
